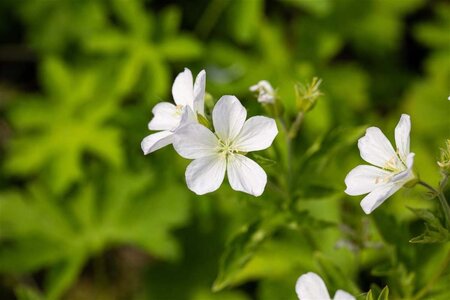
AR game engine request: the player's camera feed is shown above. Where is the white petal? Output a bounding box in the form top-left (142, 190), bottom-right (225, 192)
top-left (185, 155), bottom-right (226, 195)
top-left (344, 165), bottom-right (391, 196)
top-left (358, 127), bottom-right (398, 168)
top-left (360, 183), bottom-right (402, 214)
top-left (172, 68), bottom-right (194, 107)
top-left (405, 152), bottom-right (414, 169)
top-left (173, 124), bottom-right (218, 159)
top-left (226, 154), bottom-right (267, 196)
top-left (295, 272), bottom-right (331, 300)
top-left (234, 116), bottom-right (278, 152)
top-left (148, 102), bottom-right (180, 131)
top-left (178, 106), bottom-right (198, 128)
top-left (394, 114), bottom-right (411, 163)
top-left (193, 70), bottom-right (206, 116)
top-left (392, 153), bottom-right (415, 183)
top-left (212, 95), bottom-right (247, 142)
top-left (334, 290), bottom-right (355, 300)
top-left (141, 131), bottom-right (173, 154)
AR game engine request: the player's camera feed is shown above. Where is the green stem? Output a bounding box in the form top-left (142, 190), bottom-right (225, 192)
top-left (418, 180), bottom-right (450, 228)
top-left (286, 135), bottom-right (293, 205)
top-left (288, 111), bottom-right (304, 139)
top-left (412, 250), bottom-right (450, 300)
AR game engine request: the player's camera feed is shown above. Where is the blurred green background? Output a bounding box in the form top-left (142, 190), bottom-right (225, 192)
top-left (0, 0), bottom-right (449, 299)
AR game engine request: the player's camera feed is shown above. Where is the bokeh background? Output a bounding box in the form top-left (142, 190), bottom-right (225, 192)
top-left (0, 0), bottom-right (449, 299)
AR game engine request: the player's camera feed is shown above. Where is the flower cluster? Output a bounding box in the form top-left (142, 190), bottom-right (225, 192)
top-left (142, 68), bottom-right (278, 196)
top-left (142, 68), bottom-right (438, 218)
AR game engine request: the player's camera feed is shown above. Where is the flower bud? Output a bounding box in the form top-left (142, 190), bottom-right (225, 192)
top-left (295, 77), bottom-right (323, 113)
top-left (437, 139), bottom-right (450, 174)
top-left (250, 80), bottom-right (276, 104)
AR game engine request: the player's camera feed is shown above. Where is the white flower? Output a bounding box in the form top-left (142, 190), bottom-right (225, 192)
top-left (345, 114), bottom-right (416, 214)
top-left (250, 80), bottom-right (276, 104)
top-left (141, 68), bottom-right (206, 154)
top-left (173, 95), bottom-right (278, 196)
top-left (296, 272), bottom-right (355, 300)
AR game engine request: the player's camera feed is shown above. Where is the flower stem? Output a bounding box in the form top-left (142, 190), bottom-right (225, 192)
top-left (288, 111), bottom-right (304, 139)
top-left (418, 180), bottom-right (450, 228)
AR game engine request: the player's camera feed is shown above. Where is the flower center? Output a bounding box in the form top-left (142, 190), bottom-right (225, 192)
top-left (383, 148), bottom-right (410, 172)
top-left (376, 153), bottom-right (409, 184)
top-left (217, 139), bottom-right (238, 157)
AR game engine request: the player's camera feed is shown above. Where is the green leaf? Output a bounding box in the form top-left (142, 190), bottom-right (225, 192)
top-left (45, 254), bottom-right (86, 300)
top-left (15, 285), bottom-right (45, 300)
top-left (378, 286), bottom-right (389, 300)
top-left (408, 208), bottom-right (450, 244)
top-left (315, 253), bottom-right (359, 295)
top-left (158, 35), bottom-right (203, 61)
top-left (366, 289), bottom-right (374, 300)
top-left (213, 219), bottom-right (275, 292)
top-left (0, 171), bottom-right (190, 298)
top-left (248, 153), bottom-right (277, 168)
top-left (281, 0), bottom-right (332, 16)
top-left (213, 210), bottom-right (333, 291)
top-left (227, 0), bottom-right (263, 43)
top-left (300, 126), bottom-right (367, 174)
top-left (5, 59), bottom-right (124, 194)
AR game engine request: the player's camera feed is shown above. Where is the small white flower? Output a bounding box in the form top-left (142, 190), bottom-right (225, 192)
top-left (173, 95), bottom-right (278, 196)
top-left (141, 68), bottom-right (206, 154)
top-left (345, 114), bottom-right (416, 214)
top-left (296, 272), bottom-right (355, 300)
top-left (250, 80), bottom-right (276, 104)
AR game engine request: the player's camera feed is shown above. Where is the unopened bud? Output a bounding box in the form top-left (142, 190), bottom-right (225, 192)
top-left (295, 77), bottom-right (323, 113)
top-left (437, 139), bottom-right (450, 173)
top-left (250, 80), bottom-right (276, 104)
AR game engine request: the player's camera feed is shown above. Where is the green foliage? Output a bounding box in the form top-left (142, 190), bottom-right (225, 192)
top-left (1, 0), bottom-right (449, 299)
top-left (214, 210), bottom-right (334, 292)
top-left (0, 172), bottom-right (189, 299)
top-left (365, 286), bottom-right (389, 300)
top-left (4, 58), bottom-right (123, 193)
top-left (409, 208), bottom-right (450, 243)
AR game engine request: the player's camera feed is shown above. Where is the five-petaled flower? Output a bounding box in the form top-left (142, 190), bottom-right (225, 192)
top-left (173, 96), bottom-right (278, 196)
top-left (345, 114), bottom-right (416, 214)
top-left (250, 80), bottom-right (276, 104)
top-left (296, 272), bottom-right (355, 300)
top-left (141, 68), bottom-right (206, 154)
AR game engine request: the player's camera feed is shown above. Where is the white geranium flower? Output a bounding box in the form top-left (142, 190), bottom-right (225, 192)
top-left (141, 68), bottom-right (206, 154)
top-left (345, 114), bottom-right (416, 214)
top-left (173, 95), bottom-right (278, 196)
top-left (296, 272), bottom-right (355, 300)
top-left (250, 80), bottom-right (276, 103)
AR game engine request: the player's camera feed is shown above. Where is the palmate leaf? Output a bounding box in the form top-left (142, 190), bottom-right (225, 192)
top-left (19, 0), bottom-right (107, 54)
top-left (4, 58), bottom-right (123, 194)
top-left (81, 0), bottom-right (203, 99)
top-left (0, 171), bottom-right (190, 299)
